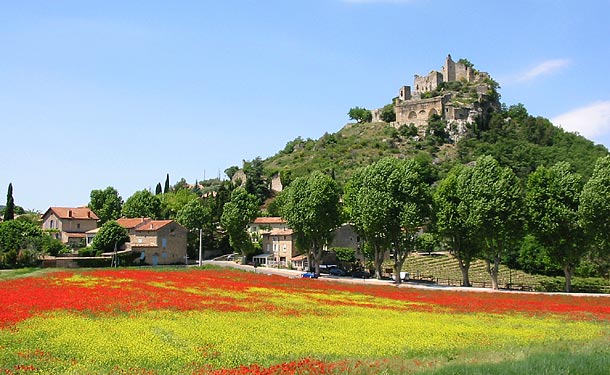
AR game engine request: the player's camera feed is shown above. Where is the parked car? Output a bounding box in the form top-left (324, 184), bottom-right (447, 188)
top-left (351, 270), bottom-right (371, 279)
top-left (329, 268), bottom-right (348, 276)
top-left (301, 272), bottom-right (319, 279)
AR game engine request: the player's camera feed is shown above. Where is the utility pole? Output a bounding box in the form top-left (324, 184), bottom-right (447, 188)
top-left (198, 228), bottom-right (203, 267)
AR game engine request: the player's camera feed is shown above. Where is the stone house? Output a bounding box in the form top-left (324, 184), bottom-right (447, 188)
top-left (116, 217), bottom-right (188, 266)
top-left (248, 217), bottom-right (289, 239)
top-left (255, 229), bottom-right (299, 267)
top-left (41, 207), bottom-right (99, 247)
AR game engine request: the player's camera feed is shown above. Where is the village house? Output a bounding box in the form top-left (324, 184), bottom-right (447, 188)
top-left (116, 217), bottom-right (188, 266)
top-left (41, 207), bottom-right (99, 247)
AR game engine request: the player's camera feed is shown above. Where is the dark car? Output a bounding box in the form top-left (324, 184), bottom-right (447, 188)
top-left (301, 272), bottom-right (319, 279)
top-left (351, 270), bottom-right (371, 279)
top-left (329, 268), bottom-right (348, 276)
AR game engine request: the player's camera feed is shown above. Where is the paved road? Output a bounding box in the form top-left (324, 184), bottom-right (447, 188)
top-left (203, 260), bottom-right (610, 297)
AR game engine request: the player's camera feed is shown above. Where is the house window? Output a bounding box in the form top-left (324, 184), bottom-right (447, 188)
top-left (161, 238), bottom-right (167, 248)
top-left (77, 223), bottom-right (81, 229)
top-left (49, 220), bottom-right (54, 229)
top-left (282, 244), bottom-right (287, 253)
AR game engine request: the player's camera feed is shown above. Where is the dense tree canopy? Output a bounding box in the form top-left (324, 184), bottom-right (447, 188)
top-left (434, 165), bottom-right (478, 286)
top-left (526, 162), bottom-right (585, 292)
top-left (220, 188), bottom-right (260, 259)
top-left (89, 187), bottom-right (123, 224)
top-left (461, 155), bottom-right (523, 289)
top-left (343, 157), bottom-right (431, 283)
top-left (91, 220), bottom-right (130, 253)
top-left (122, 190), bottom-right (163, 219)
top-left (279, 171), bottom-right (341, 275)
top-left (580, 156), bottom-right (610, 259)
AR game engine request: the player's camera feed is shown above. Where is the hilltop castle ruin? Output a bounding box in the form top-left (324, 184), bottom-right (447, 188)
top-left (372, 55), bottom-right (497, 137)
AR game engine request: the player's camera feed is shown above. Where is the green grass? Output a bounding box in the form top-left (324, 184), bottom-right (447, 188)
top-left (0, 267), bottom-right (46, 280)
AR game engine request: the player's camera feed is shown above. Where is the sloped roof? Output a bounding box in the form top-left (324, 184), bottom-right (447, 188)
top-left (134, 220), bottom-right (174, 232)
top-left (252, 217), bottom-right (286, 225)
top-left (117, 217), bottom-right (151, 229)
top-left (44, 207), bottom-right (99, 220)
top-left (268, 229), bottom-right (294, 236)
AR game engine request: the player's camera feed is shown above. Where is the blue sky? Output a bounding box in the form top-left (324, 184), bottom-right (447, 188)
top-left (2, 0), bottom-right (609, 212)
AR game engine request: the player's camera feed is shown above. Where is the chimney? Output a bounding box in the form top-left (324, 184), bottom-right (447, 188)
top-left (87, 211), bottom-right (91, 218)
top-left (150, 223), bottom-right (154, 229)
top-left (68, 210), bottom-right (72, 218)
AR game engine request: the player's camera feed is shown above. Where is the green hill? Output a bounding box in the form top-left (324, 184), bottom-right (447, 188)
top-left (262, 107), bottom-right (608, 188)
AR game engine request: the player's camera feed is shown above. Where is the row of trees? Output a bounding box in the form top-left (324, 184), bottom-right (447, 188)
top-left (229, 155), bottom-right (608, 292)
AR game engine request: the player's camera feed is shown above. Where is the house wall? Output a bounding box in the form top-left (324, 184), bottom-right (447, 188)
top-left (262, 233), bottom-right (297, 264)
top-left (41, 213), bottom-right (98, 244)
top-left (136, 222), bottom-right (188, 265)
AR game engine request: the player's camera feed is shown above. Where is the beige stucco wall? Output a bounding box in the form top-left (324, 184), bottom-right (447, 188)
top-left (135, 222), bottom-right (188, 265)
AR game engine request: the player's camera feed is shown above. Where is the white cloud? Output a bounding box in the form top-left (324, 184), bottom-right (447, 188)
top-left (552, 101), bottom-right (610, 139)
top-left (516, 59), bottom-right (571, 82)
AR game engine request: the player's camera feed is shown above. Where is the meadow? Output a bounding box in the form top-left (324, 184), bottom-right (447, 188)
top-left (0, 267), bottom-right (609, 374)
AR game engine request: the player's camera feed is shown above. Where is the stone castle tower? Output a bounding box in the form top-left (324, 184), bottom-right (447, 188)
top-left (371, 54), bottom-right (494, 140)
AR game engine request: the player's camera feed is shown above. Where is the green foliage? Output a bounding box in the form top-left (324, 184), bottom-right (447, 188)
top-left (224, 166), bottom-right (239, 180)
top-left (89, 186), bottom-right (123, 224)
top-left (380, 103), bottom-right (396, 123)
top-left (220, 188), bottom-right (260, 258)
top-left (4, 183), bottom-right (14, 221)
top-left (122, 190), bottom-right (163, 219)
top-left (279, 171), bottom-right (341, 273)
top-left (460, 155), bottom-right (523, 289)
top-left (332, 247), bottom-right (356, 263)
top-left (348, 106), bottom-right (372, 123)
top-left (91, 220), bottom-right (130, 253)
top-left (525, 162), bottom-right (585, 291)
top-left (161, 189), bottom-right (198, 219)
top-left (176, 198), bottom-right (214, 254)
top-left (580, 156), bottom-right (610, 254)
top-left (164, 173), bottom-right (170, 194)
top-left (0, 219), bottom-right (42, 253)
top-left (343, 157), bottom-right (431, 281)
top-left (0, 219), bottom-right (44, 268)
top-left (243, 157), bottom-right (270, 205)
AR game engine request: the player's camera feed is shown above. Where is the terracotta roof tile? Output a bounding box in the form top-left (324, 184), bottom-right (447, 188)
top-left (46, 207), bottom-right (99, 220)
top-left (117, 217), bottom-right (151, 229)
top-left (252, 217), bottom-right (286, 225)
top-left (268, 229), bottom-right (294, 236)
top-left (135, 220), bottom-right (173, 232)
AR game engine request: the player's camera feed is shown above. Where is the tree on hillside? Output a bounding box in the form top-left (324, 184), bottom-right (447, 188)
top-left (464, 155), bottom-right (523, 290)
top-left (162, 188), bottom-right (198, 219)
top-left (89, 187), bottom-right (123, 224)
top-left (155, 183), bottom-right (163, 195)
top-left (164, 173), bottom-right (170, 194)
top-left (343, 157), bottom-right (431, 284)
top-left (434, 165), bottom-right (480, 287)
top-left (122, 190), bottom-right (163, 219)
top-left (380, 103), bottom-right (396, 123)
top-left (243, 157), bottom-right (269, 204)
top-left (4, 183), bottom-right (15, 221)
top-left (526, 162), bottom-right (586, 292)
top-left (220, 188), bottom-right (260, 261)
top-left (280, 171), bottom-right (341, 275)
top-left (91, 220), bottom-right (130, 253)
top-left (580, 156), bottom-right (610, 264)
top-left (348, 107), bottom-right (372, 123)
top-left (224, 166), bottom-right (239, 180)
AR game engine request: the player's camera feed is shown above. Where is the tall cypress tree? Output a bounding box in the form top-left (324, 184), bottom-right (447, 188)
top-left (164, 174), bottom-right (170, 194)
top-left (155, 183), bottom-right (162, 195)
top-left (4, 183), bottom-right (15, 221)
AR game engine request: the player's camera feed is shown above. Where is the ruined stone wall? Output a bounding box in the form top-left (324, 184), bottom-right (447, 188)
top-left (414, 71), bottom-right (443, 93)
top-left (395, 96), bottom-right (447, 126)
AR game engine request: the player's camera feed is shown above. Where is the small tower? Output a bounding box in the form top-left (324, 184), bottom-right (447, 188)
top-left (444, 54), bottom-right (456, 82)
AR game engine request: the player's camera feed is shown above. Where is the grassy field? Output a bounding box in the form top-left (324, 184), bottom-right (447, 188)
top-left (0, 267), bottom-right (608, 374)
